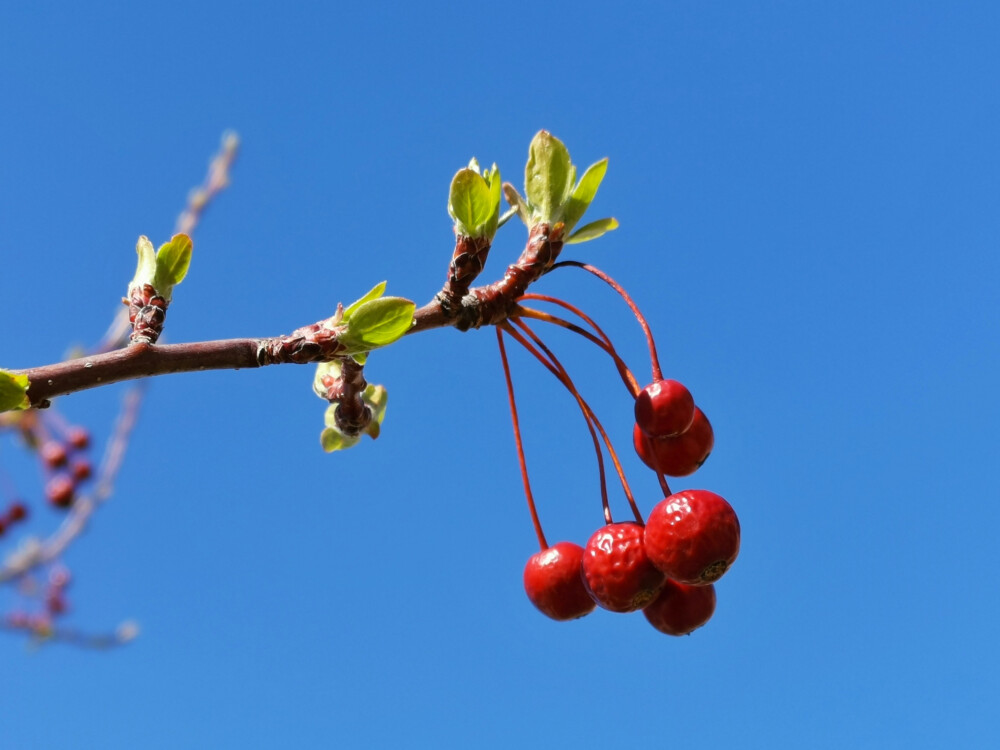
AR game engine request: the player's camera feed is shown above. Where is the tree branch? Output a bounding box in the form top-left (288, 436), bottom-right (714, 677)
top-left (13, 223), bottom-right (565, 408)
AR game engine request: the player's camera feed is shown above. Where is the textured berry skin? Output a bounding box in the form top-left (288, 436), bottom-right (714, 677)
top-left (635, 380), bottom-right (695, 438)
top-left (582, 522), bottom-right (665, 612)
top-left (644, 490), bottom-right (740, 585)
top-left (643, 579), bottom-right (717, 635)
top-left (523, 542), bottom-right (596, 621)
top-left (45, 475), bottom-right (75, 508)
top-left (633, 407), bottom-right (714, 477)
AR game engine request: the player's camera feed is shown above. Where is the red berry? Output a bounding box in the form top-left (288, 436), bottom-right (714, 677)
top-left (635, 379), bottom-right (695, 438)
top-left (67, 427), bottom-right (91, 450)
top-left (0, 519), bottom-right (6, 536)
top-left (643, 580), bottom-right (717, 635)
top-left (644, 490), bottom-right (740, 585)
top-left (633, 407), bottom-right (714, 477)
top-left (45, 475), bottom-right (75, 508)
top-left (40, 441), bottom-right (69, 469)
top-left (7, 502), bottom-right (28, 523)
top-left (70, 459), bottom-right (92, 482)
top-left (581, 522), bottom-right (665, 612)
top-left (46, 593), bottom-right (68, 616)
top-left (523, 542), bottom-right (596, 621)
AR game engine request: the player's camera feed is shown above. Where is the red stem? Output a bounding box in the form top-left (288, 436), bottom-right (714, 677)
top-left (549, 261), bottom-right (664, 382)
top-left (495, 327), bottom-right (548, 550)
top-left (515, 302), bottom-right (640, 397)
top-left (504, 319), bottom-right (644, 526)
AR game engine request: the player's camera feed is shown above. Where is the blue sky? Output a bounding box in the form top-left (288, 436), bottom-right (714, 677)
top-left (1, 1), bottom-right (998, 747)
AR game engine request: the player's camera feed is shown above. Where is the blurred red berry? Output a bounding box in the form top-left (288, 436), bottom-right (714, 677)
top-left (644, 490), bottom-right (740, 585)
top-left (7, 501), bottom-right (28, 523)
top-left (581, 522), bottom-right (665, 612)
top-left (40, 441), bottom-right (69, 469)
top-left (643, 579), bottom-right (717, 635)
top-left (67, 427), bottom-right (91, 450)
top-left (523, 542), bottom-right (596, 621)
top-left (45, 475), bottom-right (75, 508)
top-left (71, 459), bottom-right (92, 482)
top-left (635, 379), bottom-right (695, 438)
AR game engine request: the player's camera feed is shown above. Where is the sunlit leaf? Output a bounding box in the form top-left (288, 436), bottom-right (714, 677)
top-left (154, 234), bottom-right (193, 292)
top-left (0, 370), bottom-right (30, 412)
top-left (343, 297), bottom-right (415, 350)
top-left (448, 168), bottom-right (494, 237)
top-left (342, 281), bottom-right (387, 322)
top-left (524, 130), bottom-right (574, 222)
top-left (565, 217), bottom-right (619, 244)
top-left (563, 158), bottom-right (608, 232)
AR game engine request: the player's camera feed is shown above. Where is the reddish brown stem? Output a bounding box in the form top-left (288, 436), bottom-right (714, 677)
top-left (504, 319), bottom-right (644, 526)
top-left (550, 261), bottom-right (664, 382)
top-left (496, 327), bottom-right (548, 550)
top-left (515, 302), bottom-right (640, 397)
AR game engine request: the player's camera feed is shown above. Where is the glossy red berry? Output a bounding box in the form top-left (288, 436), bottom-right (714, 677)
top-left (643, 579), bottom-right (717, 635)
top-left (633, 407), bottom-right (714, 477)
top-left (66, 427), bottom-right (91, 450)
top-left (581, 522), bottom-right (665, 612)
top-left (635, 379), bottom-right (695, 438)
top-left (40, 441), bottom-right (69, 469)
top-left (45, 475), bottom-right (75, 508)
top-left (644, 490), bottom-right (740, 585)
top-left (523, 542), bottom-right (596, 621)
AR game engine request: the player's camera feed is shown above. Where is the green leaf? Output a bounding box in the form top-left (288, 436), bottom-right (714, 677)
top-left (565, 217), bottom-right (619, 244)
top-left (562, 158), bottom-right (608, 232)
top-left (320, 426), bottom-right (360, 452)
top-left (0, 370), bottom-right (30, 412)
top-left (448, 168), bottom-right (494, 237)
top-left (485, 163), bottom-right (502, 238)
top-left (131, 236), bottom-right (157, 289)
top-left (524, 131), bottom-right (574, 223)
top-left (342, 297), bottom-right (415, 351)
top-left (154, 234), bottom-right (193, 293)
top-left (342, 281), bottom-right (387, 322)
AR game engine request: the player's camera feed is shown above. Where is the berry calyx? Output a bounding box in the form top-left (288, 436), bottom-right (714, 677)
top-left (40, 441), bottom-right (69, 469)
top-left (635, 379), bottom-right (694, 438)
top-left (45, 475), bottom-right (75, 508)
top-left (523, 542), bottom-right (596, 621)
top-left (633, 407), bottom-right (714, 477)
top-left (643, 579), bottom-right (716, 635)
top-left (581, 522), bottom-right (665, 612)
top-left (644, 490), bottom-right (740, 585)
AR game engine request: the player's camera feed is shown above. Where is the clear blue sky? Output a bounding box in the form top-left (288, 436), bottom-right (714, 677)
top-left (1, 2), bottom-right (998, 747)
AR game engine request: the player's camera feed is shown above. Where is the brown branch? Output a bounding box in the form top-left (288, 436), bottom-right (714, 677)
top-left (13, 223), bottom-right (566, 408)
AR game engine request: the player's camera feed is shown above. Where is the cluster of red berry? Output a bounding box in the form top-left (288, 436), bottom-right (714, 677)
top-left (40, 426), bottom-right (93, 509)
top-left (499, 265), bottom-right (740, 637)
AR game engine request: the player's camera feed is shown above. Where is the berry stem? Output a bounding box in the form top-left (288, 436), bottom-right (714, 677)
top-left (496, 327), bottom-right (548, 550)
top-left (549, 261), bottom-right (664, 382)
top-left (501, 322), bottom-right (612, 525)
top-left (504, 318), bottom-right (644, 526)
top-left (515, 299), bottom-right (640, 397)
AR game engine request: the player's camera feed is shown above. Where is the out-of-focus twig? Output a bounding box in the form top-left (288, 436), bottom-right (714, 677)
top-left (1, 616), bottom-right (139, 650)
top-left (93, 131), bottom-right (240, 354)
top-left (0, 385), bottom-right (144, 583)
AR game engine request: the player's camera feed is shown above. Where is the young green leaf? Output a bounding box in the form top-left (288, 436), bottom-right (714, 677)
top-left (321, 426), bottom-right (361, 452)
top-left (342, 297), bottom-right (415, 351)
top-left (0, 370), bottom-right (30, 412)
top-left (562, 158), bottom-right (608, 232)
top-left (154, 234), bottom-right (193, 293)
top-left (524, 131), bottom-right (574, 222)
top-left (503, 183), bottom-right (530, 226)
top-left (131, 236), bottom-right (158, 290)
top-left (565, 217), bottom-right (619, 244)
top-left (342, 281), bottom-right (388, 322)
top-left (448, 169), bottom-right (494, 237)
